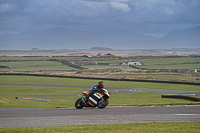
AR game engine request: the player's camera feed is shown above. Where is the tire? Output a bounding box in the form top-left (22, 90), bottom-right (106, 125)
top-left (97, 99), bottom-right (109, 109)
top-left (75, 98), bottom-right (85, 109)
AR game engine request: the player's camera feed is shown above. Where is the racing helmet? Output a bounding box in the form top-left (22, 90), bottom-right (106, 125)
top-left (98, 81), bottom-right (105, 88)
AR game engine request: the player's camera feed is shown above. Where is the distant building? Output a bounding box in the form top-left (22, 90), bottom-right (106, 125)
top-left (97, 53), bottom-right (101, 57)
top-left (121, 60), bottom-right (143, 66)
top-left (104, 53), bottom-right (116, 58)
top-left (81, 55), bottom-right (89, 58)
top-left (96, 53), bottom-right (116, 58)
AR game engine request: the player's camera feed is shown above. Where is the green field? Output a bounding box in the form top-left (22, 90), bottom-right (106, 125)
top-left (0, 56), bottom-right (200, 84)
top-left (82, 73), bottom-right (199, 82)
top-left (1, 75), bottom-right (200, 91)
top-left (1, 122), bottom-right (200, 133)
top-left (0, 75), bottom-right (200, 108)
top-left (0, 60), bottom-right (78, 71)
top-left (137, 63), bottom-right (200, 69)
top-left (138, 57), bottom-right (200, 65)
top-left (1, 75), bottom-right (200, 90)
top-left (84, 65), bottom-right (136, 71)
top-left (1, 56), bottom-right (200, 72)
top-left (0, 56), bottom-right (79, 61)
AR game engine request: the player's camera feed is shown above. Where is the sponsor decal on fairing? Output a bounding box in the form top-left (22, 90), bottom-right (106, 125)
top-left (89, 97), bottom-right (97, 104)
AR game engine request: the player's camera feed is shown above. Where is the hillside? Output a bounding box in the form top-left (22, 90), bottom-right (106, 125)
top-left (161, 26), bottom-right (200, 48)
top-left (0, 26), bottom-right (199, 50)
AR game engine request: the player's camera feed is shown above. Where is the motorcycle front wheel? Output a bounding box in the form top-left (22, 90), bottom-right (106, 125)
top-left (97, 99), bottom-right (109, 109)
top-left (75, 98), bottom-right (85, 109)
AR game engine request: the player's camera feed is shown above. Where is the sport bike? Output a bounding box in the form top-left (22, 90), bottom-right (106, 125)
top-left (75, 88), bottom-right (110, 109)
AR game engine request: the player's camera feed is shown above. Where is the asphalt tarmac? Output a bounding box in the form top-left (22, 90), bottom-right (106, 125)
top-left (0, 106), bottom-right (200, 128)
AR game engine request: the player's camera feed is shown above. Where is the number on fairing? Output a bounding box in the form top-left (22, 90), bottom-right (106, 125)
top-left (94, 93), bottom-right (102, 99)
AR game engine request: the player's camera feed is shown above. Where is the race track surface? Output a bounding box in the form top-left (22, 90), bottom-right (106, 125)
top-left (0, 106), bottom-right (200, 128)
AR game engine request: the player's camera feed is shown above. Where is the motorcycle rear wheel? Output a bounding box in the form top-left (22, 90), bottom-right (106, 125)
top-left (75, 98), bottom-right (85, 109)
top-left (97, 99), bottom-right (109, 109)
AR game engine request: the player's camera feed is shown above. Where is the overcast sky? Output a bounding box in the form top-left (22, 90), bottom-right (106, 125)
top-left (0, 0), bottom-right (200, 37)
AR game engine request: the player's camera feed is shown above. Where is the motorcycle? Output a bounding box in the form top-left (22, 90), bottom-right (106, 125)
top-left (75, 88), bottom-right (110, 109)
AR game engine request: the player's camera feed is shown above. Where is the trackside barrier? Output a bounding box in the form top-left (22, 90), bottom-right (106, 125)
top-left (1, 73), bottom-right (200, 86)
top-left (161, 94), bottom-right (200, 101)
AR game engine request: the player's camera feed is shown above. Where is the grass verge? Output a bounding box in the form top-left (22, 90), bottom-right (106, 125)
top-left (0, 122), bottom-right (200, 133)
top-left (0, 75), bottom-right (200, 92)
top-left (1, 92), bottom-right (200, 108)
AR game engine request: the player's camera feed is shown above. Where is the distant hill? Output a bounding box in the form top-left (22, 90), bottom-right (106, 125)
top-left (91, 47), bottom-right (113, 51)
top-left (0, 26), bottom-right (199, 50)
top-left (161, 26), bottom-right (200, 48)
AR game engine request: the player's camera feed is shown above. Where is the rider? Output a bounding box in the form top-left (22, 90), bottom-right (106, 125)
top-left (89, 81), bottom-right (105, 96)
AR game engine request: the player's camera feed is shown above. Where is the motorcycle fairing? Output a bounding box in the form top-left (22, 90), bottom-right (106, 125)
top-left (82, 91), bottom-right (89, 96)
top-left (87, 93), bottom-right (103, 107)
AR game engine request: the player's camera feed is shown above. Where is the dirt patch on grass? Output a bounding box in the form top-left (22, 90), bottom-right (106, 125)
top-left (0, 97), bottom-right (10, 105)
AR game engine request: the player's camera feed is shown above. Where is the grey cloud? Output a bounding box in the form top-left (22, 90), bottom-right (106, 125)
top-left (0, 0), bottom-right (199, 36)
top-left (110, 1), bottom-right (131, 13)
top-left (127, 0), bottom-right (200, 24)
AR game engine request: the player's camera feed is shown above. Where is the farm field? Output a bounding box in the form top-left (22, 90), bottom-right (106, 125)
top-left (84, 65), bottom-right (136, 71)
top-left (81, 73), bottom-right (199, 82)
top-left (1, 49), bottom-right (200, 57)
top-left (0, 61), bottom-right (78, 71)
top-left (1, 55), bottom-right (200, 83)
top-left (137, 63), bottom-right (200, 69)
